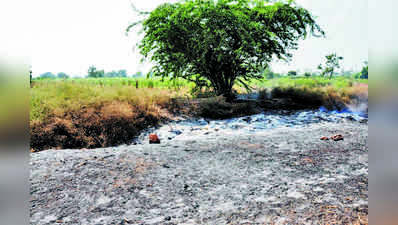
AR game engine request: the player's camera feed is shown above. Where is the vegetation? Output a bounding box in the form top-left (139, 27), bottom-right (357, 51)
top-left (360, 61), bottom-right (368, 79)
top-left (30, 0), bottom-right (368, 151)
top-left (30, 74), bottom-right (367, 151)
top-left (30, 79), bottom-right (194, 151)
top-left (318, 53), bottom-right (344, 79)
top-left (105, 69), bottom-right (127, 78)
top-left (288, 70), bottom-right (297, 77)
top-left (254, 76), bottom-right (368, 110)
top-left (57, 72), bottom-right (69, 79)
top-left (128, 0), bottom-right (324, 99)
top-left (87, 66), bottom-right (105, 78)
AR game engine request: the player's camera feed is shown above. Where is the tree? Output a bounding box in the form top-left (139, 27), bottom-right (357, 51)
top-left (106, 70), bottom-right (127, 77)
top-left (132, 71), bottom-right (144, 78)
top-left (360, 61), bottom-right (368, 79)
top-left (57, 72), bottom-right (69, 79)
top-left (127, 0), bottom-right (324, 99)
top-left (39, 72), bottom-right (56, 79)
top-left (304, 72), bottom-right (311, 77)
top-left (262, 66), bottom-right (274, 79)
top-left (117, 69), bottom-right (127, 77)
top-left (87, 66), bottom-right (104, 78)
top-left (318, 53), bottom-right (343, 79)
top-left (288, 70), bottom-right (297, 77)
top-left (105, 70), bottom-right (118, 78)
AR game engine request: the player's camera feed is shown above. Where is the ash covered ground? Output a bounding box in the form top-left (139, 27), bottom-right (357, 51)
top-left (30, 113), bottom-right (367, 224)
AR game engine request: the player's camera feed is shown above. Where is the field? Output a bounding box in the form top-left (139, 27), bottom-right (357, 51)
top-left (30, 76), bottom-right (368, 151)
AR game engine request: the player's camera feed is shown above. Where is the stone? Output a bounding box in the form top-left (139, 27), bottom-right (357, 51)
top-left (170, 129), bottom-right (182, 135)
top-left (330, 134), bottom-right (344, 141)
top-left (149, 134), bottom-right (160, 144)
top-left (242, 116), bottom-right (252, 123)
top-left (197, 119), bottom-right (208, 126)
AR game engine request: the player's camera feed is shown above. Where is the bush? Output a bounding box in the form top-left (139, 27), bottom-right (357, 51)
top-left (258, 88), bottom-right (269, 100)
top-left (196, 96), bottom-right (259, 119)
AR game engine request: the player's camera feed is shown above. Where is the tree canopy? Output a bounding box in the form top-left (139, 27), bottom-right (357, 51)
top-left (128, 0), bottom-right (324, 98)
top-left (360, 61), bottom-right (368, 79)
top-left (317, 53), bottom-right (343, 79)
top-left (288, 70), bottom-right (297, 76)
top-left (105, 70), bottom-right (127, 78)
top-left (39, 72), bottom-right (56, 79)
top-left (87, 66), bottom-right (105, 78)
top-left (57, 72), bottom-right (69, 79)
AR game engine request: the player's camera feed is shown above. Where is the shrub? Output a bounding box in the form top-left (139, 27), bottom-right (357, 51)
top-left (258, 88), bottom-right (269, 100)
top-left (196, 96), bottom-right (260, 119)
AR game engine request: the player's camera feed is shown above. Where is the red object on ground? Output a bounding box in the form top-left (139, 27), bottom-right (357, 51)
top-left (149, 134), bottom-right (160, 144)
top-left (330, 134), bottom-right (344, 141)
top-left (320, 136), bottom-right (329, 141)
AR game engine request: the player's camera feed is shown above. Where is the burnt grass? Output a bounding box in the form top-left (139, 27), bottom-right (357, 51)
top-left (30, 121), bottom-right (368, 224)
top-left (30, 97), bottom-right (323, 152)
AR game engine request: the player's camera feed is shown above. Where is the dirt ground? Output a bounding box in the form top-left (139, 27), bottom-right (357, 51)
top-left (30, 120), bottom-right (367, 224)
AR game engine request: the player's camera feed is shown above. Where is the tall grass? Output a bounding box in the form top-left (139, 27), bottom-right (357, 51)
top-left (249, 76), bottom-right (367, 90)
top-left (30, 79), bottom-right (191, 151)
top-left (32, 77), bottom-right (195, 91)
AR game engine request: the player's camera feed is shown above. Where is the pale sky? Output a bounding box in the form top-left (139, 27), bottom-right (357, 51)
top-left (30, 0), bottom-right (368, 77)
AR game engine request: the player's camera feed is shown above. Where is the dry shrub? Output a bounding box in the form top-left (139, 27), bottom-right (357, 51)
top-left (30, 118), bottom-right (85, 150)
top-left (270, 84), bottom-right (368, 111)
top-left (196, 96), bottom-right (260, 119)
top-left (231, 102), bottom-right (260, 117)
top-left (271, 86), bottom-right (324, 107)
top-left (258, 88), bottom-right (270, 100)
top-left (30, 101), bottom-right (162, 151)
top-left (322, 86), bottom-right (347, 110)
top-left (196, 96), bottom-right (233, 119)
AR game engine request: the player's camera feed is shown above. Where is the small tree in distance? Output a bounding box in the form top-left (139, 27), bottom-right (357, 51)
top-left (39, 72), bottom-right (56, 79)
top-left (57, 72), bottom-right (69, 79)
top-left (128, 0), bottom-right (324, 100)
top-left (87, 66), bottom-right (105, 78)
top-left (288, 70), bottom-right (297, 77)
top-left (360, 61), bottom-right (368, 79)
top-left (318, 53), bottom-right (343, 79)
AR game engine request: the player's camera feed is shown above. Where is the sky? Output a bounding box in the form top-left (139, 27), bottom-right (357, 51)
top-left (30, 0), bottom-right (368, 77)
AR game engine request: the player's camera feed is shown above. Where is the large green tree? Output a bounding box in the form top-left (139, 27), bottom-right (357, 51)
top-left (128, 0), bottom-right (324, 99)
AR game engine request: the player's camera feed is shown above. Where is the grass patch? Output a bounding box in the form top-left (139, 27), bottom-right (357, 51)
top-left (30, 80), bottom-right (190, 151)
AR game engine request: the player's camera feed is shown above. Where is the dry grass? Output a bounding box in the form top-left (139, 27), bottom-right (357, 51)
top-left (266, 83), bottom-right (368, 111)
top-left (194, 96), bottom-right (260, 119)
top-left (30, 81), bottom-right (189, 151)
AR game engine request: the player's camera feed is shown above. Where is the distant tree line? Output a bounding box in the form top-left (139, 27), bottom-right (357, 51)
top-left (34, 61), bottom-right (367, 80)
top-left (35, 66), bottom-right (145, 79)
top-left (35, 72), bottom-right (70, 79)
